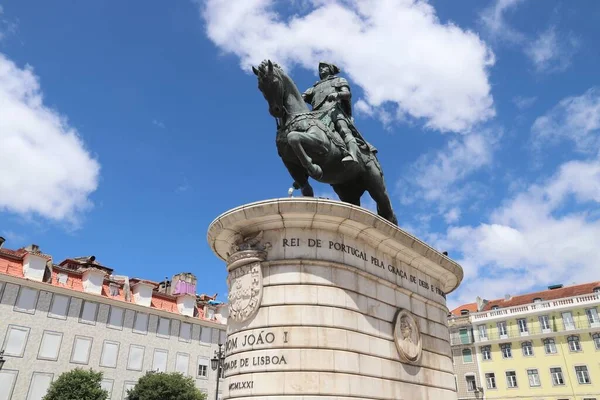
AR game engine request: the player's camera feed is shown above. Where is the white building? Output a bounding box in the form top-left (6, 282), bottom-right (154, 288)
top-left (0, 240), bottom-right (227, 400)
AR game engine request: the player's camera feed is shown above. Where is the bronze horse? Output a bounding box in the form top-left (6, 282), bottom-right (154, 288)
top-left (252, 60), bottom-right (398, 225)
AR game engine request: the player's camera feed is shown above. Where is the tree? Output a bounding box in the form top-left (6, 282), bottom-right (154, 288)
top-left (126, 372), bottom-right (207, 400)
top-left (43, 368), bottom-right (108, 400)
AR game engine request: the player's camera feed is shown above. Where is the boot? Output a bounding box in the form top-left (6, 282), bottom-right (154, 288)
top-left (341, 134), bottom-right (360, 165)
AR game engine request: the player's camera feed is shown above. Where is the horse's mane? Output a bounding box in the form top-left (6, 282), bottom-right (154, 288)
top-left (257, 60), bottom-right (284, 76)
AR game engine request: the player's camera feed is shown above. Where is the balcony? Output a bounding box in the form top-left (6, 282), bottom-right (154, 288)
top-left (472, 292), bottom-right (600, 322)
top-left (475, 320), bottom-right (597, 343)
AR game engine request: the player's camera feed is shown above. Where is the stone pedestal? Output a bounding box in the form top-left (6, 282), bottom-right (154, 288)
top-left (207, 198), bottom-right (463, 400)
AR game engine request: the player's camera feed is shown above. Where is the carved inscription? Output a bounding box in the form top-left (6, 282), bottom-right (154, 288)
top-left (223, 329), bottom-right (290, 375)
top-left (283, 238), bottom-right (446, 298)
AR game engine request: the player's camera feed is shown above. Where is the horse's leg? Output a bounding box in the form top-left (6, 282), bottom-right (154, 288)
top-left (332, 183), bottom-right (363, 206)
top-left (287, 128), bottom-right (329, 180)
top-left (283, 159), bottom-right (314, 197)
top-left (364, 157), bottom-right (398, 225)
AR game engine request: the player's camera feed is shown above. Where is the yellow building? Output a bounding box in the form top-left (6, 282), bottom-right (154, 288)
top-left (452, 281), bottom-right (600, 400)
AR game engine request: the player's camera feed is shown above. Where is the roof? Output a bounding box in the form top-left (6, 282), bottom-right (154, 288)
top-left (452, 281), bottom-right (600, 315)
top-left (482, 281), bottom-right (600, 311)
top-left (450, 302), bottom-right (477, 316)
top-left (0, 245), bottom-right (224, 323)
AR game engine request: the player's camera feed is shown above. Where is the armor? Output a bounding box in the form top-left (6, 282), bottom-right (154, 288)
top-left (303, 63), bottom-right (376, 162)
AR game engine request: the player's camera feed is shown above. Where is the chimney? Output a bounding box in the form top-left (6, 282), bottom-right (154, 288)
top-left (82, 268), bottom-right (107, 294)
top-left (476, 296), bottom-right (489, 311)
top-left (171, 273), bottom-right (197, 296)
top-left (0, 237), bottom-right (5, 249)
top-left (176, 293), bottom-right (196, 317)
top-left (25, 244), bottom-right (40, 253)
top-left (23, 246), bottom-right (49, 282)
top-left (132, 281), bottom-right (155, 307)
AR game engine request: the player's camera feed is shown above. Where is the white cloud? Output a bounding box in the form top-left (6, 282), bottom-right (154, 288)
top-left (479, 0), bottom-right (526, 44)
top-left (400, 130), bottom-right (499, 211)
top-left (532, 87), bottom-right (600, 153)
top-left (152, 119), bottom-right (165, 129)
top-left (445, 156), bottom-right (600, 309)
top-left (444, 207), bottom-right (461, 224)
top-left (201, 0), bottom-right (495, 133)
top-left (525, 26), bottom-right (579, 73)
top-left (0, 53), bottom-right (100, 225)
top-left (512, 95), bottom-right (537, 110)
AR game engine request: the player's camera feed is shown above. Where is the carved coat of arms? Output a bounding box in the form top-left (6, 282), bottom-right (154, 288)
top-left (393, 309), bottom-right (423, 364)
top-left (226, 232), bottom-right (268, 323)
top-left (227, 262), bottom-right (262, 322)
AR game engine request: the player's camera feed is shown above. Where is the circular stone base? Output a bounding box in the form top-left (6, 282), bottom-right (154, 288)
top-left (208, 198), bottom-right (463, 400)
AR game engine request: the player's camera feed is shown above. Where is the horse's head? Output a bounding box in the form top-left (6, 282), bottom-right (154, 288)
top-left (252, 60), bottom-right (286, 118)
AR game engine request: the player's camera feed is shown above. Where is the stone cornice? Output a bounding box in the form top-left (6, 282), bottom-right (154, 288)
top-left (208, 198), bottom-right (463, 294)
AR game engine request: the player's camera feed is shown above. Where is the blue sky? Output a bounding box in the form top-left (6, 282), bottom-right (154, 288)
top-left (1, 0), bottom-right (599, 309)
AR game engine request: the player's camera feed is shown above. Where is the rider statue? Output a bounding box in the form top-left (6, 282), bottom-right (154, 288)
top-left (302, 62), bottom-right (372, 166)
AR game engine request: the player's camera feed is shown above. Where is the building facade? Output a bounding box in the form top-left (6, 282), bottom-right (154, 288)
top-left (451, 281), bottom-right (600, 400)
top-left (0, 241), bottom-right (228, 400)
top-left (449, 312), bottom-right (484, 400)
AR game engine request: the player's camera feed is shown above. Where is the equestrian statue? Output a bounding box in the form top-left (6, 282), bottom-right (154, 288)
top-left (252, 60), bottom-right (398, 225)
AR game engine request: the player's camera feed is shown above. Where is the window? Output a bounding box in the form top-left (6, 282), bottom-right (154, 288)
top-left (497, 321), bottom-right (508, 336)
top-left (485, 373), bottom-right (496, 389)
top-left (462, 348), bottom-right (473, 363)
top-left (551, 367), bottom-right (565, 385)
top-left (200, 327), bottom-right (211, 345)
top-left (465, 375), bottom-right (476, 392)
top-left (14, 287), bottom-right (38, 314)
top-left (2, 325), bottom-right (30, 357)
top-left (26, 372), bottom-right (53, 400)
top-left (198, 357), bottom-right (209, 378)
top-left (79, 301), bottom-right (98, 325)
top-left (48, 294), bottom-right (69, 319)
top-left (517, 318), bottom-right (528, 334)
top-left (521, 341), bottom-right (533, 356)
top-left (544, 338), bottom-right (557, 354)
top-left (127, 345), bottom-right (145, 371)
top-left (506, 371), bottom-right (518, 388)
top-left (123, 382), bottom-right (136, 398)
top-left (459, 328), bottom-right (470, 344)
top-left (175, 353), bottom-right (190, 375)
top-left (540, 315), bottom-right (551, 331)
top-left (37, 331), bottom-right (63, 361)
top-left (133, 312), bottom-right (149, 334)
top-left (100, 380), bottom-right (114, 397)
top-left (70, 336), bottom-right (93, 364)
top-left (533, 297), bottom-right (543, 303)
top-left (100, 341), bottom-right (120, 368)
top-left (180, 322), bottom-right (192, 342)
top-left (478, 324), bottom-right (487, 339)
top-left (491, 305), bottom-right (500, 310)
top-left (562, 312), bottom-right (575, 330)
top-left (0, 370), bottom-right (19, 400)
top-left (157, 317), bottom-right (170, 338)
top-left (527, 369), bottom-right (541, 387)
top-left (594, 287), bottom-right (600, 294)
top-left (576, 366), bottom-right (591, 384)
top-left (481, 345), bottom-right (491, 360)
top-left (460, 309), bottom-right (469, 316)
top-left (568, 335), bottom-right (582, 352)
top-left (586, 308), bottom-right (600, 325)
top-left (107, 306), bottom-right (124, 329)
top-left (152, 349), bottom-right (168, 372)
top-left (501, 343), bottom-right (512, 358)
top-left (593, 333), bottom-right (600, 349)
